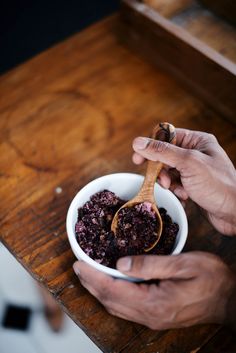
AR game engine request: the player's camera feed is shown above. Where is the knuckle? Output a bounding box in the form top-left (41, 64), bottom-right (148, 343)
top-left (174, 255), bottom-right (186, 271)
top-left (148, 322), bottom-right (158, 330)
top-left (133, 256), bottom-right (153, 279)
top-left (78, 275), bottom-right (88, 288)
top-left (181, 149), bottom-right (202, 169)
top-left (174, 253), bottom-right (206, 277)
top-left (106, 306), bottom-right (116, 316)
top-left (141, 257), bottom-right (152, 279)
top-left (96, 280), bottom-right (113, 302)
top-left (207, 133), bottom-right (217, 143)
top-left (79, 277), bottom-right (86, 288)
top-left (106, 305), bottom-right (125, 320)
top-left (199, 132), bottom-right (219, 150)
top-left (131, 256), bottom-right (146, 273)
top-left (182, 148), bottom-right (195, 161)
top-left (184, 263), bottom-right (196, 277)
top-left (148, 320), bottom-right (165, 331)
top-left (206, 253), bottom-right (226, 270)
top-left (148, 140), bottom-right (169, 155)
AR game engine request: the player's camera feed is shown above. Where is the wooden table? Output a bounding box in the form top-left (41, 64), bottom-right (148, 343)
top-left (1, 14), bottom-right (236, 353)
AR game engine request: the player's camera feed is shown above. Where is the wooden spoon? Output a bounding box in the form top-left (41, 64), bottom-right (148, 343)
top-left (111, 122), bottom-right (176, 252)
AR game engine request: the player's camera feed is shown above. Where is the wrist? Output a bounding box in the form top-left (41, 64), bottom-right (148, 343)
top-left (214, 182), bottom-right (236, 236)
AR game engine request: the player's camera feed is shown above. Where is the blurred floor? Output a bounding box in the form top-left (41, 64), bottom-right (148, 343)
top-left (0, 242), bottom-right (101, 353)
top-left (0, 0), bottom-right (119, 74)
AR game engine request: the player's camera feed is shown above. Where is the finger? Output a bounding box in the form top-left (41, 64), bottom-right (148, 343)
top-left (174, 128), bottom-right (210, 148)
top-left (173, 128), bottom-right (220, 157)
top-left (157, 169), bottom-right (171, 189)
top-left (132, 136), bottom-right (198, 170)
top-left (132, 153), bottom-right (188, 199)
top-left (133, 128), bottom-right (217, 162)
top-left (159, 168), bottom-right (188, 200)
top-left (73, 261), bottom-right (114, 297)
top-left (166, 170), bottom-right (182, 193)
top-left (174, 128), bottom-right (198, 147)
top-left (132, 152), bottom-right (145, 165)
top-left (172, 186), bottom-right (189, 201)
top-left (157, 167), bottom-right (188, 200)
top-left (73, 261), bottom-right (147, 304)
top-left (180, 200), bottom-right (187, 208)
top-left (117, 254), bottom-right (197, 280)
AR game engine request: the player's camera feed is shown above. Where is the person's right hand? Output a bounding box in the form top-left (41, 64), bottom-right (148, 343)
top-left (132, 128), bottom-right (236, 235)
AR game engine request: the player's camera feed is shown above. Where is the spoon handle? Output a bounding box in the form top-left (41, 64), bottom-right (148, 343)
top-left (138, 122), bottom-right (176, 201)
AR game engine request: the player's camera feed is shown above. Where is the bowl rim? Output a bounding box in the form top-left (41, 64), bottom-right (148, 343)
top-left (66, 172), bottom-right (188, 280)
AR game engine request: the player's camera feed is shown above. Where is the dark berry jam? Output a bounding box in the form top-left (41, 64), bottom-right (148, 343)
top-left (75, 190), bottom-right (179, 268)
top-left (116, 202), bottom-right (159, 252)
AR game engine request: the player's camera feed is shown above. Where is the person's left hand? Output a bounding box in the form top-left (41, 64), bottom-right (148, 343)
top-left (73, 252), bottom-right (236, 330)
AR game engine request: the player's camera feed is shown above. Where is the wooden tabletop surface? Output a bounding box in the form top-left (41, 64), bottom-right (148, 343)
top-left (1, 14), bottom-right (236, 353)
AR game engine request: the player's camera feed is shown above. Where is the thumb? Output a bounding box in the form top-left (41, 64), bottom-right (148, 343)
top-left (132, 137), bottom-right (194, 169)
top-left (116, 254), bottom-right (194, 280)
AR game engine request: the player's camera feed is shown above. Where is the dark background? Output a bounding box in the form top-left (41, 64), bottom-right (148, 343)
top-left (0, 0), bottom-right (119, 74)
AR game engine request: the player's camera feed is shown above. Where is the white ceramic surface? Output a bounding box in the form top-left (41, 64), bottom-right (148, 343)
top-left (66, 173), bottom-right (188, 281)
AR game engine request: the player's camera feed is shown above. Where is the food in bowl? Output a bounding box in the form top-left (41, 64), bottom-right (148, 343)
top-left (75, 190), bottom-right (179, 268)
top-left (115, 202), bottom-right (160, 251)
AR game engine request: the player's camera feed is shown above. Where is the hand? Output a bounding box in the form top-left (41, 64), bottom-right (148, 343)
top-left (73, 252), bottom-right (236, 330)
top-left (132, 128), bottom-right (236, 235)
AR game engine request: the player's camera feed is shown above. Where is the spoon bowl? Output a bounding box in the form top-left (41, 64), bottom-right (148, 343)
top-left (111, 122), bottom-right (176, 252)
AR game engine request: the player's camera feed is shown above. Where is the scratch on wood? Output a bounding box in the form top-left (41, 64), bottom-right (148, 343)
top-left (105, 110), bottom-right (115, 137)
top-left (119, 327), bottom-right (147, 352)
top-left (53, 282), bottom-right (76, 297)
top-left (24, 161), bottom-right (58, 173)
top-left (54, 89), bottom-right (90, 101)
top-left (7, 138), bottom-right (25, 158)
top-left (0, 172), bottom-right (14, 179)
top-left (30, 208), bottom-right (65, 238)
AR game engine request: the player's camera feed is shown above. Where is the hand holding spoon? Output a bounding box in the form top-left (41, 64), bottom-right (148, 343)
top-left (111, 122), bottom-right (176, 252)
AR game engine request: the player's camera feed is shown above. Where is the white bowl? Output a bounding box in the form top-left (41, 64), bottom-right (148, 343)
top-left (66, 173), bottom-right (188, 281)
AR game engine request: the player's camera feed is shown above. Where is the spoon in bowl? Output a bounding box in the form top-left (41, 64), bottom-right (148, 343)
top-left (111, 122), bottom-right (176, 252)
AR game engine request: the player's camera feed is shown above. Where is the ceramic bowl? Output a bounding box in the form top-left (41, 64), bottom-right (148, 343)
top-left (66, 173), bottom-right (188, 281)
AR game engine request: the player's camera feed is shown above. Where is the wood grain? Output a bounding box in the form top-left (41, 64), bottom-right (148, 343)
top-left (0, 14), bottom-right (236, 353)
top-left (171, 2), bottom-right (236, 63)
top-left (120, 0), bottom-right (236, 123)
top-left (197, 326), bottom-right (236, 353)
top-left (142, 0), bottom-right (236, 63)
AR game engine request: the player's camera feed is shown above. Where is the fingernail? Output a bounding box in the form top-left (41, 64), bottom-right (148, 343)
top-left (73, 262), bottom-right (80, 276)
top-left (117, 257), bottom-right (132, 271)
top-left (133, 137), bottom-right (149, 150)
